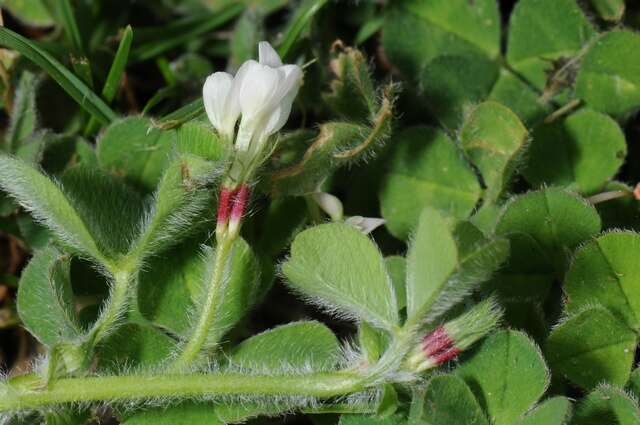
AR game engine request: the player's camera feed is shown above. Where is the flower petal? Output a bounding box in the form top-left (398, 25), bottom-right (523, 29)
top-left (203, 72), bottom-right (234, 134)
top-left (258, 41), bottom-right (282, 68)
top-left (345, 216), bottom-right (386, 235)
top-left (238, 62), bottom-right (283, 120)
top-left (262, 65), bottom-right (303, 136)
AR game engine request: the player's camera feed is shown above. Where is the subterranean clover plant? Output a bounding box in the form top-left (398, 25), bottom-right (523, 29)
top-left (1, 0), bottom-right (640, 424)
top-left (0, 39), bottom-right (505, 423)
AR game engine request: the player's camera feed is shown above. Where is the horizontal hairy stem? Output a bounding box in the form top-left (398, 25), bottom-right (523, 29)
top-left (0, 371), bottom-right (364, 412)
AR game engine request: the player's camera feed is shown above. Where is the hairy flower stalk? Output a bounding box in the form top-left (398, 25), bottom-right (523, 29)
top-left (407, 299), bottom-right (503, 373)
top-left (171, 42), bottom-right (303, 370)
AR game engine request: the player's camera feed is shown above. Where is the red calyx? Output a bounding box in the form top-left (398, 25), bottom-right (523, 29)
top-left (421, 326), bottom-right (460, 366)
top-left (230, 184), bottom-right (250, 222)
top-left (421, 326), bottom-right (453, 357)
top-left (432, 346), bottom-right (461, 365)
top-left (217, 184), bottom-right (251, 228)
top-left (217, 188), bottom-right (234, 226)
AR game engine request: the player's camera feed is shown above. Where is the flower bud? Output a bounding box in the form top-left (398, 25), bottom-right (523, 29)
top-left (407, 298), bottom-right (503, 373)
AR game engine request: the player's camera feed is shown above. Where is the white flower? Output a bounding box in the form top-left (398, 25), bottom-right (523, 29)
top-left (203, 72), bottom-right (240, 142)
top-left (202, 41), bottom-right (303, 153)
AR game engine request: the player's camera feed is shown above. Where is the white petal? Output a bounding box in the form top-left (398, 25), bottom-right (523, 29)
top-left (312, 192), bottom-right (343, 221)
top-left (203, 72), bottom-right (233, 134)
top-left (258, 41), bottom-right (282, 68)
top-left (262, 65), bottom-right (303, 136)
top-left (345, 216), bottom-right (386, 235)
top-left (238, 62), bottom-right (283, 120)
top-left (275, 65), bottom-right (303, 101)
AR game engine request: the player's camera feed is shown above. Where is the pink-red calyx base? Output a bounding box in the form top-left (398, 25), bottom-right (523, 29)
top-left (217, 184), bottom-right (250, 227)
top-left (421, 326), bottom-right (460, 366)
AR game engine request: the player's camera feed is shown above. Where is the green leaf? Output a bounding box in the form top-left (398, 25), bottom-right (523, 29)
top-left (97, 117), bottom-right (175, 192)
top-left (84, 25), bottom-right (133, 136)
top-left (1, 0), bottom-right (54, 27)
top-left (629, 368), bottom-right (640, 399)
top-left (98, 323), bottom-right (175, 371)
top-left (517, 397), bottom-right (572, 425)
top-left (192, 238), bottom-right (261, 347)
top-left (406, 207), bottom-right (456, 320)
top-left (175, 121), bottom-right (227, 162)
top-left (506, 0), bottom-right (595, 89)
top-left (44, 408), bottom-right (91, 425)
top-left (53, 0), bottom-right (92, 86)
top-left (130, 3), bottom-right (244, 63)
top-left (102, 26), bottom-right (133, 103)
top-left (594, 182), bottom-right (640, 232)
top-left (524, 109), bottom-right (627, 194)
top-left (269, 87), bottom-right (394, 197)
top-left (13, 131), bottom-right (46, 165)
top-left (5, 71), bottom-right (38, 153)
top-left (141, 235), bottom-right (261, 345)
top-left (39, 133), bottom-right (81, 173)
top-left (382, 0), bottom-right (500, 77)
top-left (137, 237), bottom-right (204, 336)
top-left (17, 213), bottom-right (51, 250)
top-left (422, 54), bottom-right (499, 129)
top-left (495, 188), bottom-right (601, 273)
top-left (157, 98), bottom-right (206, 130)
top-left (339, 414), bottom-right (406, 425)
top-left (230, 9), bottom-right (264, 69)
top-left (379, 127), bottom-right (481, 239)
top-left (58, 167), bottom-right (145, 258)
top-left (358, 321), bottom-right (388, 364)
top-left (575, 30), bottom-right (640, 117)
top-left (385, 256), bottom-right (406, 311)
top-left (572, 385), bottom-right (640, 425)
top-left (489, 69), bottom-right (550, 125)
top-left (589, 0), bottom-right (625, 21)
top-left (564, 231), bottom-right (640, 330)
top-left (423, 374), bottom-right (488, 425)
top-left (0, 27), bottom-right (117, 124)
top-left (124, 402), bottom-right (222, 425)
top-left (488, 189), bottom-right (600, 333)
top-left (323, 46), bottom-right (378, 122)
top-left (282, 222), bottom-right (399, 330)
top-left (229, 321), bottom-right (340, 371)
top-left (208, 323), bottom-right (341, 422)
top-left (0, 155), bottom-right (108, 264)
top-left (17, 246), bottom-right (81, 346)
top-left (376, 384), bottom-right (399, 418)
top-left (546, 306), bottom-right (636, 390)
top-left (456, 330), bottom-right (549, 425)
top-left (276, 0), bottom-right (329, 60)
top-left (460, 101), bottom-right (528, 204)
top-left (129, 154), bottom-right (216, 261)
top-left (355, 16), bottom-right (383, 46)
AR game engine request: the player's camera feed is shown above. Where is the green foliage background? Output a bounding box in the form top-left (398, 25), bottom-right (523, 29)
top-left (0, 0), bottom-right (639, 424)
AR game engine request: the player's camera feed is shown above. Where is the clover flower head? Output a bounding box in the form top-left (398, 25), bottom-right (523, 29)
top-left (203, 41), bottom-right (303, 152)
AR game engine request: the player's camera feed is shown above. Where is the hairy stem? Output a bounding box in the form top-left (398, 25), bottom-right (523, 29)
top-left (170, 233), bottom-right (234, 371)
top-left (87, 265), bottom-right (133, 347)
top-left (0, 371), bottom-right (364, 412)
